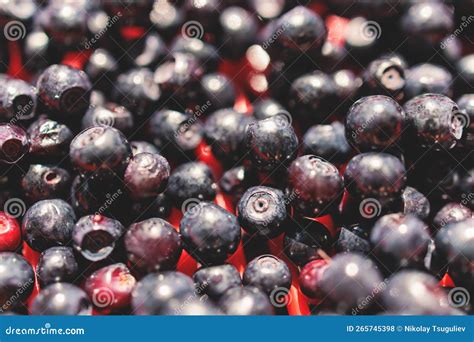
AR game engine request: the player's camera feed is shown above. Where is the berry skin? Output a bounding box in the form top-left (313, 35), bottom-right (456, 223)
top-left (218, 286), bottom-right (274, 315)
top-left (405, 64), bottom-right (453, 100)
top-left (298, 259), bottom-right (329, 300)
top-left (200, 73), bottom-right (236, 110)
top-left (432, 202), bottom-right (472, 232)
top-left (84, 263), bottom-right (136, 313)
top-left (124, 152), bottom-right (170, 200)
top-left (171, 37), bottom-right (219, 73)
top-left (69, 126), bottom-right (132, 177)
top-left (31, 283), bottom-right (92, 315)
top-left (456, 54), bottom-right (474, 93)
top-left (125, 218), bottom-right (182, 273)
top-left (161, 299), bottom-right (222, 315)
top-left (85, 49), bottom-right (118, 93)
top-left (361, 58), bottom-right (406, 101)
top-left (36, 64), bottom-right (91, 118)
top-left (320, 253), bottom-right (383, 313)
top-left (402, 186), bottom-right (430, 221)
top-left (345, 95), bottom-right (406, 152)
top-left (81, 103), bottom-right (134, 135)
top-left (132, 271), bottom-right (195, 315)
top-left (193, 264), bottom-right (241, 300)
top-left (252, 99), bottom-right (287, 121)
top-left (36, 246), bottom-right (79, 287)
top-left (335, 225), bottom-right (371, 255)
top-left (456, 94), bottom-right (474, 149)
top-left (403, 93), bottom-right (462, 150)
top-left (287, 155), bottom-right (344, 217)
top-left (0, 77), bottom-right (37, 122)
top-left (219, 166), bottom-right (258, 202)
top-left (0, 213), bottom-right (21, 252)
top-left (237, 186), bottom-right (287, 239)
top-left (166, 162), bottom-right (217, 206)
top-left (245, 116), bottom-right (298, 172)
top-left (243, 255), bottom-right (291, 295)
top-left (22, 199), bottom-right (76, 252)
top-left (130, 141), bottom-right (159, 157)
top-left (180, 202), bottom-right (241, 265)
top-left (27, 116), bottom-right (73, 161)
top-left (0, 252), bottom-right (34, 311)
top-left (284, 219), bottom-right (332, 266)
top-left (303, 122), bottom-right (351, 165)
top-left (72, 215), bottom-right (125, 262)
top-left (20, 164), bottom-right (71, 203)
top-left (370, 213), bottom-right (431, 272)
top-left (344, 152), bottom-right (406, 206)
top-left (0, 124), bottom-right (29, 164)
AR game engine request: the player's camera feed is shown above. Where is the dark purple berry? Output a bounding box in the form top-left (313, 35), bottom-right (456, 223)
top-left (0, 77), bottom-right (37, 122)
top-left (405, 63), bottom-right (453, 99)
top-left (81, 103), bottom-right (134, 135)
top-left (402, 186), bottom-right (430, 221)
top-left (243, 255), bottom-right (291, 295)
top-left (27, 116), bottom-right (73, 160)
top-left (0, 252), bottom-right (34, 312)
top-left (432, 202), bottom-right (472, 232)
top-left (20, 164), bottom-right (71, 203)
top-left (36, 246), bottom-right (79, 287)
top-left (31, 283), bottom-right (92, 315)
top-left (218, 286), bottom-right (274, 315)
top-left (335, 225), bottom-right (371, 255)
top-left (252, 98), bottom-right (286, 121)
top-left (171, 37), bottom-right (219, 72)
top-left (219, 166), bottom-right (258, 202)
top-left (200, 73), bottom-right (236, 111)
top-left (0, 124), bottom-right (29, 164)
top-left (456, 94), bottom-right (474, 149)
top-left (298, 259), bottom-right (328, 300)
top-left (361, 58), bottom-right (406, 101)
top-left (193, 264), bottom-right (241, 300)
top-left (302, 122), bottom-right (351, 164)
top-left (130, 141), bottom-right (159, 156)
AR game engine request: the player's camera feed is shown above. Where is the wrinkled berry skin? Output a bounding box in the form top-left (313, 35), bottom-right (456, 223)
top-left (200, 73), bottom-right (235, 111)
top-left (85, 263), bottom-right (136, 313)
top-left (21, 164), bottom-right (71, 203)
top-left (403, 93), bottom-right (461, 150)
top-left (0, 253), bottom-right (34, 311)
top-left (218, 286), bottom-right (274, 315)
top-left (287, 155), bottom-right (344, 217)
top-left (132, 271), bottom-right (195, 315)
top-left (335, 225), bottom-right (371, 255)
top-left (0, 124), bottom-right (30, 164)
top-left (204, 108), bottom-right (252, 164)
top-left (243, 255), bottom-right (291, 295)
top-left (124, 152), bottom-right (170, 200)
top-left (81, 103), bottom-right (134, 135)
top-left (237, 186), bottom-right (287, 239)
top-left (434, 219), bottom-right (474, 289)
top-left (22, 199), bottom-right (76, 252)
top-left (36, 247), bottom-right (79, 288)
top-left (72, 215), bottom-right (125, 262)
top-left (246, 116), bottom-right (298, 172)
top-left (180, 202), bottom-right (241, 265)
top-left (31, 283), bottom-right (92, 315)
top-left (28, 117), bottom-right (73, 161)
top-left (193, 264), bottom-right (241, 300)
top-left (252, 99), bottom-right (287, 121)
top-left (320, 253), bottom-right (383, 313)
top-left (303, 122), bottom-right (351, 165)
top-left (361, 58), bottom-right (406, 101)
top-left (0, 77), bottom-right (37, 122)
top-left (370, 213), bottom-right (430, 272)
top-left (130, 141), bottom-right (159, 156)
top-left (288, 71), bottom-right (337, 122)
top-left (402, 186), bottom-right (430, 221)
top-left (405, 64), bottom-right (453, 100)
top-left (166, 162), bottom-right (217, 206)
top-left (344, 153), bottom-right (406, 205)
top-left (346, 96), bottom-right (406, 152)
top-left (284, 219), bottom-right (332, 266)
top-left (36, 64), bottom-right (91, 118)
top-left (171, 37), bottom-right (219, 73)
top-left (125, 218), bottom-right (182, 273)
top-left (70, 126), bottom-right (132, 177)
top-left (432, 203), bottom-right (472, 232)
top-left (456, 94), bottom-right (474, 149)
top-left (298, 259), bottom-right (328, 300)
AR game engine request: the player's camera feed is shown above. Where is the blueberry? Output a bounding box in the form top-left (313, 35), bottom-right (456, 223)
top-left (149, 1), bottom-right (184, 40)
top-left (27, 116), bottom-right (73, 161)
top-left (298, 259), bottom-right (328, 299)
top-left (456, 54), bottom-right (474, 93)
top-left (200, 73), bottom-right (236, 111)
top-left (130, 141), bottom-right (159, 156)
top-left (370, 213), bottom-right (431, 272)
top-left (345, 95), bottom-right (406, 152)
top-left (0, 124), bottom-right (29, 164)
top-left (36, 64), bottom-right (91, 118)
top-left (166, 162), bottom-right (217, 206)
top-left (184, 0), bottom-right (221, 32)
top-left (332, 69), bottom-right (362, 104)
top-left (72, 215), bottom-right (125, 262)
top-left (36, 246), bottom-right (79, 287)
top-left (287, 155), bottom-right (344, 216)
top-left (302, 122), bottom-right (351, 165)
top-left (335, 225), bottom-right (371, 255)
top-left (458, 169), bottom-right (474, 209)
top-left (85, 49), bottom-right (118, 94)
top-left (180, 202), bottom-right (241, 265)
top-left (0, 77), bottom-right (37, 122)
top-left (84, 263), bottom-right (136, 313)
top-left (129, 193), bottom-right (172, 223)
top-left (125, 218), bottom-right (182, 273)
top-left (237, 186), bottom-right (287, 239)
top-left (404, 93), bottom-right (462, 150)
top-left (31, 283), bottom-right (92, 315)
top-left (171, 37), bottom-right (219, 72)
top-left (81, 103), bottom-right (134, 135)
top-left (283, 218), bottom-right (332, 266)
top-left (132, 271), bottom-right (195, 315)
top-left (129, 32), bottom-right (167, 70)
top-left (402, 186), bottom-right (430, 221)
top-left (246, 115), bottom-right (298, 172)
top-left (23, 31), bottom-right (51, 72)
top-left (361, 58), bottom-right (406, 101)
top-left (124, 152), bottom-right (170, 200)
top-left (456, 94), bottom-right (474, 149)
top-left (161, 299), bottom-right (223, 315)
top-left (432, 202), bottom-right (472, 232)
top-left (22, 199), bottom-right (76, 252)
top-left (0, 252), bottom-right (34, 312)
top-left (20, 164), bottom-right (71, 203)
top-left (320, 253), bottom-right (383, 313)
top-left (405, 63), bottom-right (453, 99)
top-left (219, 166), bottom-right (258, 202)
top-left (218, 286), bottom-right (274, 315)
top-left (70, 126), bottom-right (132, 178)
top-left (243, 254), bottom-right (291, 297)
top-left (193, 264), bottom-right (241, 300)
top-left (252, 98), bottom-right (287, 121)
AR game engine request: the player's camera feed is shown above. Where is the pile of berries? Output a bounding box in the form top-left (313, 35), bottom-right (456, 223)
top-left (0, 0), bottom-right (473, 316)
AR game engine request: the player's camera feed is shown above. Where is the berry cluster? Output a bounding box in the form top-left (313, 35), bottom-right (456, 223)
top-left (0, 0), bottom-right (472, 316)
